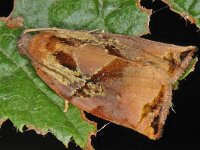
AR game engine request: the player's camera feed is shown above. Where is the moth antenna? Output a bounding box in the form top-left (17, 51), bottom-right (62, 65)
top-left (178, 14), bottom-right (191, 26)
top-left (23, 28), bottom-right (64, 34)
top-left (171, 105), bottom-right (176, 113)
top-left (88, 29), bottom-right (101, 33)
top-left (152, 6), bottom-right (169, 14)
top-left (97, 122), bottom-right (110, 133)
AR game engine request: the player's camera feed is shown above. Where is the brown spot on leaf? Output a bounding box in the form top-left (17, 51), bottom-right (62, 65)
top-left (1, 17), bottom-right (24, 28)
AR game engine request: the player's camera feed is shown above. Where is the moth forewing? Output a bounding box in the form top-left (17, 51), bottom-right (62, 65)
top-left (17, 28), bottom-right (196, 140)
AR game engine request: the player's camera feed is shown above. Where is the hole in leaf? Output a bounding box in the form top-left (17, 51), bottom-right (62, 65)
top-left (0, 0), bottom-right (14, 17)
top-left (141, 0), bottom-right (200, 47)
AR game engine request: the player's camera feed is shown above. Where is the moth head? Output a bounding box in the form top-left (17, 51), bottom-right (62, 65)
top-left (17, 32), bottom-right (32, 56)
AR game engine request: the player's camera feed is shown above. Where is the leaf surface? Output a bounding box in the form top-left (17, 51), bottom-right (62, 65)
top-left (13, 0), bottom-right (149, 35)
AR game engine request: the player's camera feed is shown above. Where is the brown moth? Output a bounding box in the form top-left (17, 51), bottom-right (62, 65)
top-left (17, 28), bottom-right (197, 140)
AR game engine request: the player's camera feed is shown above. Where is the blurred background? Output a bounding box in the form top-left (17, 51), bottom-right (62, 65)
top-left (0, 0), bottom-right (200, 150)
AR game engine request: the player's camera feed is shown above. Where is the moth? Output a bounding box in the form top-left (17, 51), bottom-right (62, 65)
top-left (17, 28), bottom-right (197, 140)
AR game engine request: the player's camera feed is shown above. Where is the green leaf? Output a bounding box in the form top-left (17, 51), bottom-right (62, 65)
top-left (13, 0), bottom-right (149, 36)
top-left (173, 57), bottom-right (198, 90)
top-left (163, 0), bottom-right (200, 28)
top-left (179, 57), bottom-right (198, 80)
top-left (0, 21), bottom-right (96, 148)
top-left (1, 0), bottom-right (150, 148)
